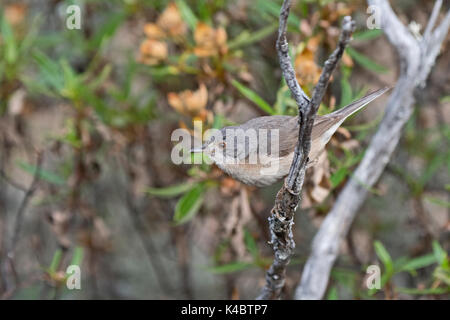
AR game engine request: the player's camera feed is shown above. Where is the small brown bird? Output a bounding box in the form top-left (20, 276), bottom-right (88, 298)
top-left (192, 87), bottom-right (389, 187)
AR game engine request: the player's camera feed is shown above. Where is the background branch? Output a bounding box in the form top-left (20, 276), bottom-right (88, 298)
top-left (1, 151), bottom-right (42, 296)
top-left (295, 0), bottom-right (450, 300)
top-left (257, 0), bottom-right (355, 300)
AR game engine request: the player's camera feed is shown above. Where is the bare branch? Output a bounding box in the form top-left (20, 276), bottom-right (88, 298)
top-left (423, 0), bottom-right (442, 41)
top-left (295, 0), bottom-right (450, 300)
top-left (8, 152), bottom-right (43, 256)
top-left (0, 154), bottom-right (27, 192)
top-left (276, 0), bottom-right (310, 112)
top-left (369, 0), bottom-right (420, 74)
top-left (308, 16), bottom-right (355, 114)
top-left (1, 151), bottom-right (42, 295)
top-left (0, 170), bottom-right (27, 193)
top-left (257, 0), bottom-right (354, 300)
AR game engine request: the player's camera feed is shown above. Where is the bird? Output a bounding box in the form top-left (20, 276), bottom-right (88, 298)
top-left (191, 87), bottom-right (389, 187)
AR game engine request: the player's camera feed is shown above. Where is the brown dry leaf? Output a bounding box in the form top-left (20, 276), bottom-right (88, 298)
top-left (336, 126), bottom-right (351, 139)
top-left (157, 2), bottom-right (187, 37)
top-left (139, 39), bottom-right (168, 65)
top-left (340, 139), bottom-right (360, 150)
top-left (220, 177), bottom-right (241, 196)
top-left (8, 88), bottom-right (27, 116)
top-left (295, 51), bottom-right (321, 86)
top-left (167, 83), bottom-right (208, 117)
top-left (144, 23), bottom-right (165, 39)
top-left (194, 23), bottom-right (228, 57)
top-left (92, 217), bottom-right (112, 250)
top-left (295, 37), bottom-right (322, 86)
top-left (302, 151), bottom-right (332, 208)
top-left (300, 20), bottom-right (313, 37)
top-left (5, 4), bottom-right (27, 26)
top-left (342, 51), bottom-right (354, 67)
top-left (222, 189), bottom-right (253, 259)
top-left (47, 211), bottom-right (72, 249)
top-left (323, 3), bottom-right (353, 24)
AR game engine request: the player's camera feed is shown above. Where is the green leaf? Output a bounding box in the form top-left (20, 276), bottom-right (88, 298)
top-left (70, 246), bottom-right (84, 267)
top-left (340, 75), bottom-right (353, 108)
top-left (346, 47), bottom-right (388, 74)
top-left (175, 0), bottom-right (198, 31)
top-left (330, 167), bottom-right (349, 188)
top-left (424, 197), bottom-right (450, 208)
top-left (1, 13), bottom-right (17, 65)
top-left (48, 249), bottom-right (63, 274)
top-left (398, 254), bottom-right (437, 272)
top-left (174, 183), bottom-right (205, 224)
top-left (231, 80), bottom-right (275, 115)
top-left (396, 287), bottom-right (449, 295)
top-left (206, 261), bottom-right (253, 274)
top-left (228, 23), bottom-right (277, 50)
top-left (326, 286), bottom-right (339, 300)
top-left (418, 154), bottom-right (445, 192)
top-left (374, 241), bottom-right (394, 276)
top-left (244, 230), bottom-right (259, 261)
top-left (147, 182), bottom-right (194, 198)
top-left (32, 50), bottom-right (64, 93)
top-left (89, 12), bottom-right (125, 50)
top-left (17, 160), bottom-right (65, 186)
top-left (432, 241), bottom-right (448, 268)
top-left (353, 29), bottom-right (383, 41)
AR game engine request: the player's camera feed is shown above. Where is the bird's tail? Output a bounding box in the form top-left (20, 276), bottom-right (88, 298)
top-left (329, 87), bottom-right (390, 120)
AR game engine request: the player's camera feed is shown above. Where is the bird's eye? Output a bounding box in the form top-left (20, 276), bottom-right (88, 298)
top-left (218, 141), bottom-right (226, 148)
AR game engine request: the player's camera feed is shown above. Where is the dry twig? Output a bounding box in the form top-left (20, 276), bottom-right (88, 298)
top-left (257, 0), bottom-right (355, 299)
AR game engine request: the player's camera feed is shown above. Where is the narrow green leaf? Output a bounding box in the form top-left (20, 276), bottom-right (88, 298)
top-left (228, 24), bottom-right (277, 50)
top-left (326, 286), bottom-right (339, 300)
top-left (89, 12), bottom-right (125, 50)
top-left (441, 96), bottom-right (450, 103)
top-left (49, 249), bottom-right (63, 274)
top-left (340, 76), bottom-right (353, 108)
top-left (17, 160), bottom-right (65, 186)
top-left (70, 246), bottom-right (84, 267)
top-left (1, 14), bottom-right (18, 64)
top-left (174, 183), bottom-right (205, 224)
top-left (353, 29), bottom-right (383, 41)
top-left (207, 261), bottom-right (253, 274)
top-left (396, 287), bottom-right (449, 295)
top-left (175, 0), bottom-right (198, 31)
top-left (231, 80), bottom-right (274, 115)
top-left (398, 254), bottom-right (437, 272)
top-left (330, 167), bottom-right (348, 188)
top-left (424, 197), bottom-right (450, 208)
top-left (346, 47), bottom-right (388, 74)
top-left (432, 241), bottom-right (448, 268)
top-left (147, 182), bottom-right (194, 198)
top-left (244, 230), bottom-right (259, 260)
top-left (374, 241), bottom-right (394, 276)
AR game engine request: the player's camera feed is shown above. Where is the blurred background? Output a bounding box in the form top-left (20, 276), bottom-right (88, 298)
top-left (0, 0), bottom-right (448, 299)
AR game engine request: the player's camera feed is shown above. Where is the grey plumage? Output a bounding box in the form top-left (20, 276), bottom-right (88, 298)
top-left (198, 87), bottom-right (389, 186)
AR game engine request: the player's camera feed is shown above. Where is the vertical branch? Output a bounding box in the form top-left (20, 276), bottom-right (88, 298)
top-left (257, 0), bottom-right (355, 300)
top-left (1, 151), bottom-right (42, 295)
top-left (295, 0), bottom-right (450, 300)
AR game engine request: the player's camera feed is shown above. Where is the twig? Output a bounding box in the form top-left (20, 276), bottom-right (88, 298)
top-left (0, 154), bottom-right (27, 192)
top-left (295, 0), bottom-right (450, 300)
top-left (7, 152), bottom-right (42, 256)
top-left (257, 0), bottom-right (355, 300)
top-left (119, 150), bottom-right (175, 296)
top-left (423, 0), bottom-right (442, 42)
top-left (1, 151), bottom-right (42, 295)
